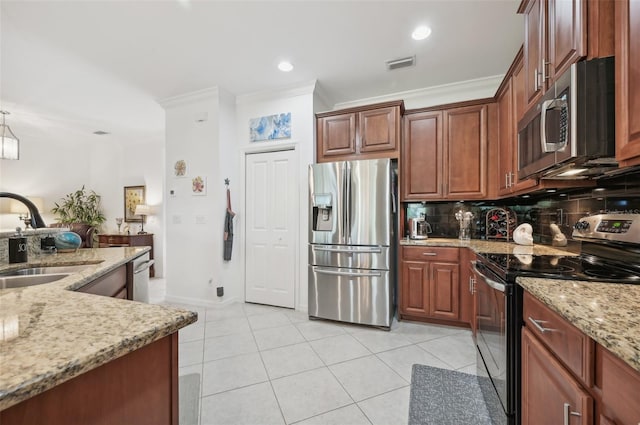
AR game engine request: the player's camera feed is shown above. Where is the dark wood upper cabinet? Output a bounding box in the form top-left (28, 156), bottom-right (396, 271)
top-left (401, 111), bottom-right (444, 200)
top-left (401, 100), bottom-right (490, 201)
top-left (615, 0), bottom-right (640, 167)
top-left (316, 101), bottom-right (403, 163)
top-left (547, 0), bottom-right (586, 82)
top-left (522, 0), bottom-right (546, 108)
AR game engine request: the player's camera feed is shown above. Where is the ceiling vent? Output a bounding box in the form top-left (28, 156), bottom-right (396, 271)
top-left (385, 56), bottom-right (415, 70)
top-left (93, 131), bottom-right (109, 135)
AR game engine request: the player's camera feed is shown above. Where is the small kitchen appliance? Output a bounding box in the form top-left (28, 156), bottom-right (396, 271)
top-left (474, 213), bottom-right (640, 425)
top-left (409, 217), bottom-right (431, 240)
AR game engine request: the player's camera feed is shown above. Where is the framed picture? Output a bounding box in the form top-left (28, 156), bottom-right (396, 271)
top-left (192, 176), bottom-right (207, 196)
top-left (124, 185), bottom-right (145, 222)
top-left (174, 159), bottom-right (187, 177)
top-left (249, 112), bottom-right (291, 142)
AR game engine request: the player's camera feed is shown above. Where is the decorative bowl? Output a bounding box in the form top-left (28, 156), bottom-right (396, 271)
top-left (54, 231), bottom-right (82, 252)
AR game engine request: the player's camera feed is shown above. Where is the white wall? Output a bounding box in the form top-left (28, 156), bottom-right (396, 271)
top-left (162, 88), bottom-right (229, 305)
top-left (235, 81), bottom-right (316, 312)
top-left (161, 82), bottom-right (315, 311)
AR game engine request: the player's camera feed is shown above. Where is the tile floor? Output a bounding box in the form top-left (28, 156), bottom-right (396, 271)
top-left (165, 297), bottom-right (478, 425)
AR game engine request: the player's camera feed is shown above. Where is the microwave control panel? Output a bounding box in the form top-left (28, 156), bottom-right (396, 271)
top-left (572, 214), bottom-right (640, 243)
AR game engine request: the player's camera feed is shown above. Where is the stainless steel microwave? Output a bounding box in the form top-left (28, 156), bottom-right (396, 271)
top-left (517, 56), bottom-right (615, 180)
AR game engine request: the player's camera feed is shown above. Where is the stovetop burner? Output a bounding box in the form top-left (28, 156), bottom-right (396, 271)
top-left (478, 251), bottom-right (640, 285)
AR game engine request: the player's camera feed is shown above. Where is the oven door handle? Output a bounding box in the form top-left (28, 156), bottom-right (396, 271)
top-left (472, 263), bottom-right (506, 292)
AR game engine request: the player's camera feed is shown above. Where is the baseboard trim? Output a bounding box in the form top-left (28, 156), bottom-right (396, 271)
top-left (164, 295), bottom-right (240, 308)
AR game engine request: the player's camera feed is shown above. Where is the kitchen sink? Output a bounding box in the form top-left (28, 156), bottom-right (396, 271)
top-left (0, 264), bottom-right (97, 277)
top-left (0, 273), bottom-right (71, 289)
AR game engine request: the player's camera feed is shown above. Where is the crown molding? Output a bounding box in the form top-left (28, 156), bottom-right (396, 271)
top-left (333, 75), bottom-right (504, 110)
top-left (236, 80), bottom-right (317, 105)
top-left (158, 87), bottom-right (220, 109)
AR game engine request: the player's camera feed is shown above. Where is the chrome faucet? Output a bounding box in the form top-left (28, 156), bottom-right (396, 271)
top-left (0, 192), bottom-right (47, 228)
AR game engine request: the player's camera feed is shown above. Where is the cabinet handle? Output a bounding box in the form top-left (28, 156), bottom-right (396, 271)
top-left (534, 68), bottom-right (539, 91)
top-left (505, 173), bottom-right (510, 188)
top-left (563, 402), bottom-right (581, 425)
top-left (543, 61), bottom-right (551, 81)
top-left (510, 172), bottom-right (515, 187)
top-left (469, 276), bottom-right (476, 294)
top-left (422, 252), bottom-right (437, 256)
top-left (528, 316), bottom-right (555, 333)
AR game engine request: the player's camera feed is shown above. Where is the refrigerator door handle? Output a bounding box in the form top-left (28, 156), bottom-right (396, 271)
top-left (342, 163), bottom-right (348, 244)
top-left (313, 246), bottom-right (382, 254)
top-left (345, 162), bottom-right (351, 245)
top-left (313, 267), bottom-right (382, 278)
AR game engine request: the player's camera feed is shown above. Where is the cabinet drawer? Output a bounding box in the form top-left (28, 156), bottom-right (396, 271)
top-left (402, 246), bottom-right (459, 262)
top-left (99, 235), bottom-right (129, 245)
top-left (523, 291), bottom-right (594, 387)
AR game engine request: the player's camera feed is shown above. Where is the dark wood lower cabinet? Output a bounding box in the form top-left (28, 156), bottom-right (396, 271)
top-left (597, 344), bottom-right (640, 425)
top-left (521, 327), bottom-right (593, 425)
top-left (399, 246), bottom-right (464, 325)
top-left (0, 333), bottom-right (179, 425)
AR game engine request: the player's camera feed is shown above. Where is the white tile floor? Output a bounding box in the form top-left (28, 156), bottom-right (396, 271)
top-left (163, 296), bottom-right (478, 425)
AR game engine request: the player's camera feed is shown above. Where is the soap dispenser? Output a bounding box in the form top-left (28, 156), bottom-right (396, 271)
top-left (9, 227), bottom-right (28, 263)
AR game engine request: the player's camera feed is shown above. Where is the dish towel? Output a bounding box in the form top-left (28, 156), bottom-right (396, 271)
top-left (223, 186), bottom-right (235, 261)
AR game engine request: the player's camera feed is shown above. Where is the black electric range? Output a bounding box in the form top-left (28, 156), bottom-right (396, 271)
top-left (473, 214), bottom-right (640, 425)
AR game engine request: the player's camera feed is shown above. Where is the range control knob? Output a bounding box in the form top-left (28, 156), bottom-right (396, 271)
top-left (574, 221), bottom-right (590, 231)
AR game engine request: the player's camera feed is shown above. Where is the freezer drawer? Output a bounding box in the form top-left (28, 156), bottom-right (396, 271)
top-left (308, 265), bottom-right (393, 328)
top-left (308, 244), bottom-right (391, 270)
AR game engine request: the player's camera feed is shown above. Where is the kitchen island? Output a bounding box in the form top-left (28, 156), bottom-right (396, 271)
top-left (0, 247), bottom-right (197, 424)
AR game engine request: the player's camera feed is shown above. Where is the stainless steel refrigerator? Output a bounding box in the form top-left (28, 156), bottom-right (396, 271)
top-left (308, 158), bottom-right (397, 329)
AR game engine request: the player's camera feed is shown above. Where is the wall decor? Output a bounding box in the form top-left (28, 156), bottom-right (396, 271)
top-left (249, 112), bottom-right (291, 142)
top-left (124, 185), bottom-right (145, 222)
top-left (174, 159), bottom-right (187, 177)
top-left (192, 176), bottom-right (206, 196)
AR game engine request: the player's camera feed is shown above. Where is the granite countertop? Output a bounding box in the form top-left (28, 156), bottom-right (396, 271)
top-left (400, 237), bottom-right (578, 256)
top-left (0, 247), bottom-right (197, 411)
top-left (518, 277), bottom-right (640, 373)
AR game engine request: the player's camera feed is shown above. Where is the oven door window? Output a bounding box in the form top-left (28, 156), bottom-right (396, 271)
top-left (476, 271), bottom-right (508, 413)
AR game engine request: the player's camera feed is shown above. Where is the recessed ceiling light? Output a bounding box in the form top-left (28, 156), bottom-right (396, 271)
top-left (412, 25), bottom-right (432, 41)
top-left (278, 61), bottom-right (293, 72)
top-left (93, 131), bottom-right (109, 135)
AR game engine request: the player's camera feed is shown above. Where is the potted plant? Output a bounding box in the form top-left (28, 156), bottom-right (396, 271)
top-left (51, 186), bottom-right (106, 247)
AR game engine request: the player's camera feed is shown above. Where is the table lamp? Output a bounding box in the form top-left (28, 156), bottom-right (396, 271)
top-left (134, 204), bottom-right (151, 234)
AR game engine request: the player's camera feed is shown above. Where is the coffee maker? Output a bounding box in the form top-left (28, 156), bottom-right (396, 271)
top-left (409, 216), bottom-right (432, 240)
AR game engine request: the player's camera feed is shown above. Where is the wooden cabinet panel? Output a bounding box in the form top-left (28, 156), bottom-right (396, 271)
top-left (99, 234), bottom-right (155, 278)
top-left (548, 0), bottom-right (586, 82)
top-left (359, 107), bottom-right (398, 153)
top-left (597, 344), bottom-right (640, 425)
top-left (315, 101), bottom-right (403, 163)
top-left (401, 111), bottom-right (443, 200)
top-left (0, 334), bottom-right (179, 425)
top-left (318, 113), bottom-right (356, 158)
top-left (524, 291), bottom-right (594, 387)
top-left (402, 246), bottom-right (459, 262)
top-left (77, 265), bottom-right (128, 299)
top-left (523, 0), bottom-right (545, 109)
top-left (401, 100), bottom-right (490, 201)
top-left (521, 327), bottom-right (594, 425)
top-left (399, 246), bottom-right (462, 325)
top-left (497, 78), bottom-right (514, 196)
top-left (401, 261), bottom-right (429, 317)
top-left (615, 0), bottom-right (640, 166)
top-left (430, 262), bottom-right (459, 321)
top-left (444, 104), bottom-right (487, 199)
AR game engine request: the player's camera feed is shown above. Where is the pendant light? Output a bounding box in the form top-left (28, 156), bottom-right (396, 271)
top-left (0, 111), bottom-right (20, 160)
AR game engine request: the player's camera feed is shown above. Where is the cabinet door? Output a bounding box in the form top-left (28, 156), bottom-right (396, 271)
top-left (523, 0), bottom-right (545, 109)
top-left (359, 106), bottom-right (399, 154)
top-left (443, 104), bottom-right (488, 199)
top-left (401, 111), bottom-right (444, 200)
top-left (317, 113), bottom-right (356, 160)
top-left (497, 78), bottom-right (513, 196)
top-left (429, 262), bottom-right (459, 321)
top-left (521, 328), bottom-right (593, 425)
top-left (547, 0), bottom-right (586, 83)
top-left (400, 260), bottom-right (429, 318)
top-left (615, 0), bottom-right (640, 167)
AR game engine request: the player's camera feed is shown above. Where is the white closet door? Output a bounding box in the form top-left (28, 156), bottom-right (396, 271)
top-left (245, 149), bottom-right (296, 308)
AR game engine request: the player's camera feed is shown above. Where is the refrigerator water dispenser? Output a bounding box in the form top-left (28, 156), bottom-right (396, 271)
top-left (312, 193), bottom-right (333, 231)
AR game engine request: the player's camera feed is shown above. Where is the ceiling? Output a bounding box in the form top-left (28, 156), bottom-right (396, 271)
top-left (0, 0), bottom-right (523, 147)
